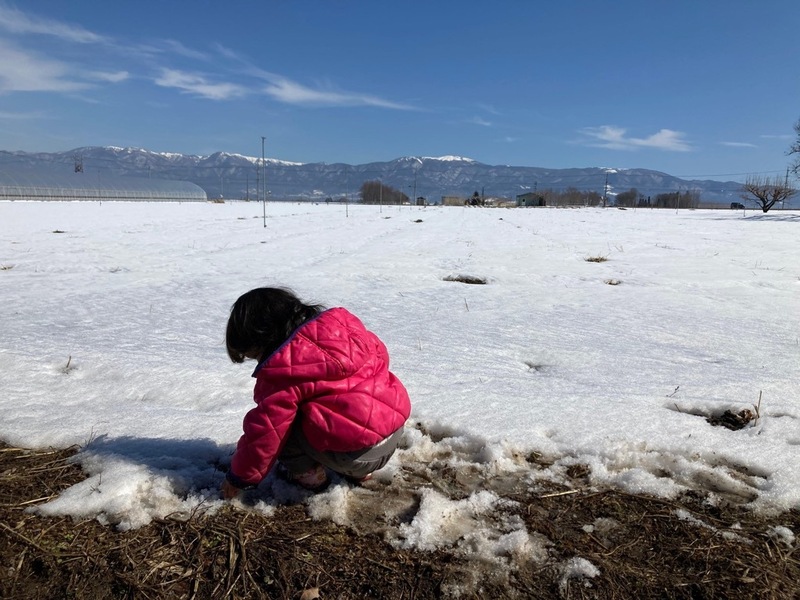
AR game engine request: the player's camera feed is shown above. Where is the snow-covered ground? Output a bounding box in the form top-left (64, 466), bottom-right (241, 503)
top-left (1, 201), bottom-right (798, 570)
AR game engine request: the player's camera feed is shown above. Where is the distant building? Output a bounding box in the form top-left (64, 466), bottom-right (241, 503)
top-left (0, 170), bottom-right (207, 202)
top-left (516, 192), bottom-right (546, 207)
top-left (441, 195), bottom-right (465, 206)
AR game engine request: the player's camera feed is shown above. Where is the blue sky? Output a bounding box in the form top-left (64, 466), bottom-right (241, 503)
top-left (1, 1), bottom-right (798, 181)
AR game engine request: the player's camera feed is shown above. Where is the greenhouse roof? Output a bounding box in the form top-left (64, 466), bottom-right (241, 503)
top-left (0, 170), bottom-right (207, 201)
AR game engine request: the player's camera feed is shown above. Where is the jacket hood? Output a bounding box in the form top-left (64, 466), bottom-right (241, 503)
top-left (253, 308), bottom-right (376, 383)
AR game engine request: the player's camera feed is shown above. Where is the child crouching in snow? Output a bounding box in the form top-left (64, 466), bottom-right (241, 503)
top-left (222, 287), bottom-right (411, 499)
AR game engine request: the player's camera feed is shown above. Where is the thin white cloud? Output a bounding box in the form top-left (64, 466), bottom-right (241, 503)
top-left (213, 43), bottom-right (243, 61)
top-left (125, 39), bottom-right (211, 65)
top-left (239, 64), bottom-right (413, 110)
top-left (0, 4), bottom-right (411, 111)
top-left (261, 74), bottom-right (413, 109)
top-left (0, 40), bottom-right (88, 92)
top-left (161, 39), bottom-right (209, 61)
top-left (580, 125), bottom-right (692, 152)
top-left (0, 109), bottom-right (46, 119)
top-left (468, 116), bottom-right (492, 127)
top-left (196, 49), bottom-right (414, 110)
top-left (89, 70), bottom-right (130, 83)
top-left (720, 141), bottom-right (757, 148)
top-left (154, 68), bottom-right (247, 100)
top-left (476, 103), bottom-right (502, 116)
top-left (0, 3), bottom-right (107, 43)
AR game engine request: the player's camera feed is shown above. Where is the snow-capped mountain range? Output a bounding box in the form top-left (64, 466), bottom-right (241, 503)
top-left (0, 146), bottom-right (750, 205)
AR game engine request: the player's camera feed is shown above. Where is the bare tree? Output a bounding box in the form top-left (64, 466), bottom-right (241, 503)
top-left (654, 191), bottom-right (700, 209)
top-left (359, 180), bottom-right (408, 205)
top-left (615, 188), bottom-right (639, 207)
top-left (741, 175), bottom-right (797, 213)
top-left (789, 118), bottom-right (800, 176)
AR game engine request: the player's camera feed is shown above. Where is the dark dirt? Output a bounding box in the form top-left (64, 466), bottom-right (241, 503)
top-left (1, 443), bottom-right (797, 599)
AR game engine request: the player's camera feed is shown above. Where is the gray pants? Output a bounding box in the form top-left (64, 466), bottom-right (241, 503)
top-left (278, 425), bottom-right (404, 478)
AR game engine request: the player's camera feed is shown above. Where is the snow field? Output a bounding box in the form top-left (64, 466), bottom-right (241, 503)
top-left (1, 201), bottom-right (798, 583)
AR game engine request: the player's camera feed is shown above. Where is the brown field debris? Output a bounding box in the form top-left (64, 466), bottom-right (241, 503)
top-left (1, 443), bottom-right (797, 599)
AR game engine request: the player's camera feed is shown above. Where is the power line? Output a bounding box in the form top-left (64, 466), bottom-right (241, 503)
top-left (674, 169), bottom-right (786, 178)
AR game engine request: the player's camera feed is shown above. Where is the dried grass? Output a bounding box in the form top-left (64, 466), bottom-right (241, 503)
top-left (1, 443), bottom-right (797, 599)
top-left (442, 275), bottom-right (487, 285)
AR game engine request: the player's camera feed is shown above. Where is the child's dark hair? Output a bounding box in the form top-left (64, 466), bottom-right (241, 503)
top-left (226, 287), bottom-right (325, 363)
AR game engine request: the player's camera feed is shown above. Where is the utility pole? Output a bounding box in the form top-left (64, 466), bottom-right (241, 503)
top-left (784, 168), bottom-right (790, 210)
top-left (261, 136), bottom-right (266, 228)
top-left (603, 172), bottom-right (609, 207)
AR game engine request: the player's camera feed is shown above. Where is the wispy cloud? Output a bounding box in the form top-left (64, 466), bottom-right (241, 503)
top-left (0, 5), bottom-right (121, 95)
top-left (154, 68), bottom-right (247, 100)
top-left (720, 141), bottom-right (757, 148)
top-left (125, 39), bottom-right (212, 66)
top-left (89, 70), bottom-right (130, 83)
top-left (0, 4), bottom-right (412, 111)
top-left (147, 39), bottom-right (414, 109)
top-left (0, 3), bottom-right (107, 44)
top-left (260, 74), bottom-right (413, 109)
top-left (213, 43), bottom-right (243, 62)
top-left (467, 116), bottom-right (492, 127)
top-left (579, 125), bottom-right (692, 152)
top-left (0, 40), bottom-right (88, 92)
top-left (0, 109), bottom-right (46, 119)
top-left (231, 62), bottom-right (413, 110)
top-left (161, 39), bottom-right (209, 61)
top-left (476, 103), bottom-right (501, 116)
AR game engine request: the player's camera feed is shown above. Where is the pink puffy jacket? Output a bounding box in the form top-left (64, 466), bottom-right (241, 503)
top-left (229, 308), bottom-right (411, 486)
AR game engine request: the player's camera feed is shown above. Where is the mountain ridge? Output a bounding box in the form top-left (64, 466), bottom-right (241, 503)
top-left (0, 146), bottom-right (751, 205)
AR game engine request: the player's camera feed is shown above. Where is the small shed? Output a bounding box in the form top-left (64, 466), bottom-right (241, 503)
top-left (516, 192), bottom-right (546, 207)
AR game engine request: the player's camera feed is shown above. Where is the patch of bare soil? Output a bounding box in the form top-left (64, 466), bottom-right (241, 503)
top-left (1, 443), bottom-right (797, 599)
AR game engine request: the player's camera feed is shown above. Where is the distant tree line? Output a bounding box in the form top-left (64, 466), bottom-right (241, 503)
top-left (613, 188), bottom-right (700, 208)
top-left (614, 188), bottom-right (641, 207)
top-left (521, 188), bottom-right (703, 208)
top-left (359, 180), bottom-right (409, 205)
top-left (653, 191), bottom-right (700, 209)
top-left (537, 187), bottom-right (603, 207)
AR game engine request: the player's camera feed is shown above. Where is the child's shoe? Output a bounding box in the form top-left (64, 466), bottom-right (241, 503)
top-left (344, 473), bottom-right (373, 486)
top-left (278, 464), bottom-right (331, 492)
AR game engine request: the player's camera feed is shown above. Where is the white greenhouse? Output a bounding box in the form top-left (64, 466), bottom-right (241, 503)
top-left (0, 170), bottom-right (207, 202)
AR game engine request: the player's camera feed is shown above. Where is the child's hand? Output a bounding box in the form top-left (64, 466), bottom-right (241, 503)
top-left (221, 478), bottom-right (243, 499)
